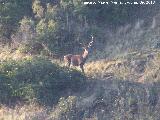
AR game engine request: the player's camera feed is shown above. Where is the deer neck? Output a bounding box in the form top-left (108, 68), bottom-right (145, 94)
top-left (82, 51), bottom-right (88, 60)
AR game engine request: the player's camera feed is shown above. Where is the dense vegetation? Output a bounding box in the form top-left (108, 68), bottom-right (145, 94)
top-left (1, 0), bottom-right (160, 56)
top-left (0, 57), bottom-right (85, 105)
top-left (1, 0), bottom-right (160, 120)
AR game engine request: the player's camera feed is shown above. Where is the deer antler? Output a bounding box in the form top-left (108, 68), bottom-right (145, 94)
top-left (88, 36), bottom-right (94, 47)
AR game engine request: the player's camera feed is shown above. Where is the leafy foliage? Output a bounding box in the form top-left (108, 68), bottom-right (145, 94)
top-left (0, 0), bottom-right (32, 39)
top-left (1, 0), bottom-right (158, 55)
top-left (0, 57), bottom-right (86, 105)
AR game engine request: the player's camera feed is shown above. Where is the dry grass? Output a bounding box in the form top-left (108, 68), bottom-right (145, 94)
top-left (0, 50), bottom-right (33, 61)
top-left (85, 50), bottom-right (160, 83)
top-left (0, 104), bottom-right (48, 120)
top-left (85, 59), bottom-right (124, 78)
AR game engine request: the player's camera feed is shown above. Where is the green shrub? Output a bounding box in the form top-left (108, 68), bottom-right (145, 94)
top-left (50, 96), bottom-right (78, 120)
top-left (0, 57), bottom-right (86, 105)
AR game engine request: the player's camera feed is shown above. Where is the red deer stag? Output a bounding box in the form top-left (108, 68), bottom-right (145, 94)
top-left (64, 36), bottom-right (94, 73)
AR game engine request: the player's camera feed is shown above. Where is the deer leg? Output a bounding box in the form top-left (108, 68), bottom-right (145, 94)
top-left (64, 59), bottom-right (70, 67)
top-left (64, 62), bottom-right (67, 66)
top-left (68, 62), bottom-right (71, 67)
top-left (80, 64), bottom-right (84, 73)
top-left (65, 62), bottom-right (71, 67)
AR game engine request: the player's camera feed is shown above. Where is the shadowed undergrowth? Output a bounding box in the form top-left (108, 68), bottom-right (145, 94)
top-left (0, 56), bottom-right (86, 106)
top-left (1, 78), bottom-right (160, 120)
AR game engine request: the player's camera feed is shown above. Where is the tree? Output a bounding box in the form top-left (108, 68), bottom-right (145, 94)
top-left (0, 0), bottom-right (32, 43)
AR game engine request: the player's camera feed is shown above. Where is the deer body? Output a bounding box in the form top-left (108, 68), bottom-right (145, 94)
top-left (64, 37), bottom-right (93, 73)
top-left (64, 54), bottom-right (83, 66)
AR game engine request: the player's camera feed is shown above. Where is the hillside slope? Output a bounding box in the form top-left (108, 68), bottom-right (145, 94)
top-left (86, 49), bottom-right (160, 83)
top-left (1, 50), bottom-right (160, 120)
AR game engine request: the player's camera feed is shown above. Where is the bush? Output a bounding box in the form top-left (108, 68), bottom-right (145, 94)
top-left (0, 57), bottom-right (86, 105)
top-left (50, 96), bottom-right (78, 120)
